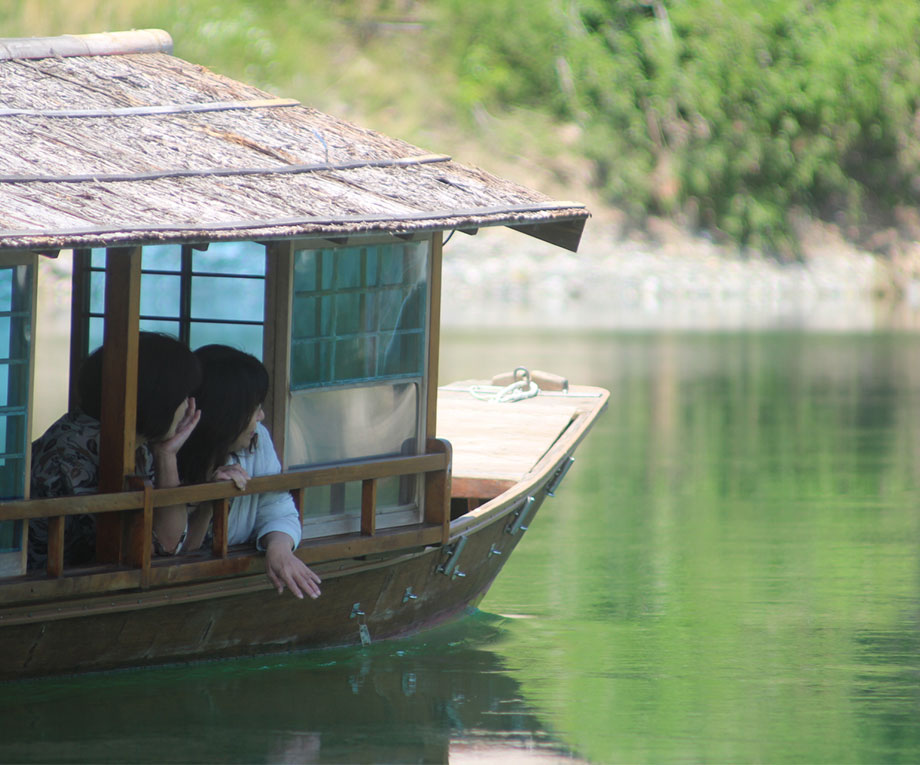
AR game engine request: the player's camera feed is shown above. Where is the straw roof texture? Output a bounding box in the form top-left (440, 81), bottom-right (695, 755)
top-left (0, 31), bottom-right (588, 252)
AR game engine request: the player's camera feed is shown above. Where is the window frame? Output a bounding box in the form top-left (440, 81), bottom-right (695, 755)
top-left (0, 250), bottom-right (37, 575)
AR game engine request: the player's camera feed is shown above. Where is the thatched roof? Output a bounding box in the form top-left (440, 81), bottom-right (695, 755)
top-left (0, 30), bottom-right (588, 253)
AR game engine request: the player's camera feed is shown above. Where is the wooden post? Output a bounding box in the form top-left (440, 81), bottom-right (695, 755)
top-left (95, 247), bottom-right (141, 564)
top-left (20, 253), bottom-right (38, 575)
top-left (262, 241), bottom-right (292, 467)
top-left (425, 233), bottom-right (442, 440)
top-left (360, 478), bottom-right (377, 536)
top-left (211, 498), bottom-right (229, 558)
top-left (292, 487), bottom-right (305, 525)
top-left (45, 516), bottom-right (64, 578)
top-left (424, 438), bottom-right (451, 544)
top-left (68, 249), bottom-right (92, 412)
top-left (123, 476), bottom-right (153, 586)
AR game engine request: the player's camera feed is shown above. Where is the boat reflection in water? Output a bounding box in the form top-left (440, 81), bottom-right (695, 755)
top-left (0, 612), bottom-right (580, 764)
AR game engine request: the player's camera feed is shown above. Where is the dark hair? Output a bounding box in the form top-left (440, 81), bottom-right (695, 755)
top-left (78, 332), bottom-right (202, 441)
top-left (177, 345), bottom-right (269, 484)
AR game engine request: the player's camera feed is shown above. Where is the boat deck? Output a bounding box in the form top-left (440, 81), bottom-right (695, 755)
top-left (436, 382), bottom-right (606, 485)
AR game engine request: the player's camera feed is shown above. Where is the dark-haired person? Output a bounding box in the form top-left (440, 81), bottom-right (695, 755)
top-left (28, 332), bottom-right (203, 569)
top-left (178, 345), bottom-right (321, 600)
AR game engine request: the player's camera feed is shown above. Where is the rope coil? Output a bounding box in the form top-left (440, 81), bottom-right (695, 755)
top-left (469, 367), bottom-right (540, 403)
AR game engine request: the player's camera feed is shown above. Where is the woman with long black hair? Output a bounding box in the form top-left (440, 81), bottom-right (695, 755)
top-left (178, 344), bottom-right (321, 600)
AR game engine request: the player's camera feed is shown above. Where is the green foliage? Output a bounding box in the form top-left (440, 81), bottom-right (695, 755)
top-left (433, 0), bottom-right (920, 255)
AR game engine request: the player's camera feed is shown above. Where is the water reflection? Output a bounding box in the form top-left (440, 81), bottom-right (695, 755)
top-left (12, 330), bottom-right (920, 763)
top-left (0, 613), bottom-right (577, 764)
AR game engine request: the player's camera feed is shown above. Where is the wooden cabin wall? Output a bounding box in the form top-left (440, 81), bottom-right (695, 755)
top-left (262, 240), bottom-right (293, 465)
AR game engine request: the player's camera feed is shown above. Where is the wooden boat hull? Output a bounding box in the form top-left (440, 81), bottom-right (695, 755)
top-left (0, 382), bottom-right (605, 680)
top-left (0, 480), bottom-right (546, 679)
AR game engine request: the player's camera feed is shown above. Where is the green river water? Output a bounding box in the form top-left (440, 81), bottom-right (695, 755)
top-left (2, 330), bottom-right (920, 763)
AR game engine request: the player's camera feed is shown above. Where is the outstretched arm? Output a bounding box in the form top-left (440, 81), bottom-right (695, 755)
top-left (261, 531), bottom-right (322, 600)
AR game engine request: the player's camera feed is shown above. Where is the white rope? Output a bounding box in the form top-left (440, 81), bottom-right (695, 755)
top-left (469, 369), bottom-right (541, 403)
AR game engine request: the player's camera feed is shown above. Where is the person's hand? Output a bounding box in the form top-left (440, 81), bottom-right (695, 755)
top-left (264, 533), bottom-right (321, 600)
top-left (211, 463), bottom-right (250, 491)
top-left (154, 397), bottom-right (201, 456)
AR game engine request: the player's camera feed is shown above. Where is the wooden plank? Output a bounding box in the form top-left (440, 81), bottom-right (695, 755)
top-left (292, 487), bottom-right (305, 525)
top-left (0, 490), bottom-right (146, 522)
top-left (436, 388), bottom-right (578, 482)
top-left (451, 477), bottom-right (516, 500)
top-left (0, 569), bottom-right (143, 605)
top-left (426, 232), bottom-right (442, 440)
top-left (151, 451), bottom-right (449, 506)
top-left (45, 516), bottom-right (64, 578)
top-left (211, 498), bottom-right (229, 559)
top-left (68, 249), bottom-right (91, 412)
top-left (360, 479), bottom-right (376, 536)
top-left (0, 450), bottom-right (450, 522)
top-left (96, 247), bottom-right (141, 564)
top-left (424, 438), bottom-right (452, 544)
top-left (123, 478), bottom-right (153, 585)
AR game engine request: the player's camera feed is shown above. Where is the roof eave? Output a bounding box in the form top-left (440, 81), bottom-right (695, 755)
top-left (0, 207), bottom-right (589, 254)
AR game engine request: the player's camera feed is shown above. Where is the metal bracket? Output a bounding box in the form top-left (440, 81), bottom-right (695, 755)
top-left (438, 535), bottom-right (468, 577)
top-left (546, 457), bottom-right (575, 497)
top-left (488, 543), bottom-right (503, 558)
top-left (350, 602), bottom-right (371, 646)
top-left (403, 587), bottom-right (419, 603)
top-left (506, 496), bottom-right (535, 535)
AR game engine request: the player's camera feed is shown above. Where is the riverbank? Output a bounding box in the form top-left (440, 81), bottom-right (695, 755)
top-left (441, 213), bottom-right (920, 332)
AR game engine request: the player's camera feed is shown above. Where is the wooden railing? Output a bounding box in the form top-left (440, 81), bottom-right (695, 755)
top-left (0, 439), bottom-right (451, 594)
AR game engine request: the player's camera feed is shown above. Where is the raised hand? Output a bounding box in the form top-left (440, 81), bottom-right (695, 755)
top-left (154, 397), bottom-right (201, 456)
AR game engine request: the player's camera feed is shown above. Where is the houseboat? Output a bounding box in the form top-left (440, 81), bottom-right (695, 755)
top-left (0, 30), bottom-right (607, 679)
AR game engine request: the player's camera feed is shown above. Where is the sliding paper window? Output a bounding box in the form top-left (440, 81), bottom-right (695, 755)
top-left (0, 258), bottom-right (33, 573)
top-left (287, 240), bottom-right (429, 538)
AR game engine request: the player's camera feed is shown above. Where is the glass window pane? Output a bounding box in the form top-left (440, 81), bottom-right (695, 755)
top-left (292, 295), bottom-right (319, 338)
top-left (290, 241), bottom-right (428, 389)
top-left (0, 317), bottom-right (10, 359)
top-left (334, 249), bottom-right (362, 289)
top-left (88, 317), bottom-right (104, 353)
top-left (142, 244), bottom-right (181, 272)
top-left (0, 270), bottom-right (11, 312)
top-left (0, 457), bottom-right (24, 500)
top-left (140, 273), bottom-right (181, 317)
top-left (192, 241), bottom-right (265, 275)
top-left (89, 271), bottom-right (105, 314)
top-left (334, 337), bottom-right (374, 381)
top-left (380, 331), bottom-right (423, 377)
top-left (190, 323), bottom-right (263, 357)
top-left (333, 292), bottom-right (361, 335)
top-left (0, 520), bottom-right (20, 551)
top-left (90, 248), bottom-right (105, 268)
top-left (291, 340), bottom-right (328, 387)
top-left (139, 319), bottom-right (181, 337)
top-left (191, 276), bottom-right (264, 321)
top-left (286, 382), bottom-right (418, 466)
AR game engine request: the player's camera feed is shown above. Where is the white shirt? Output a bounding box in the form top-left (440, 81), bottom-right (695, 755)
top-left (225, 423), bottom-right (302, 550)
